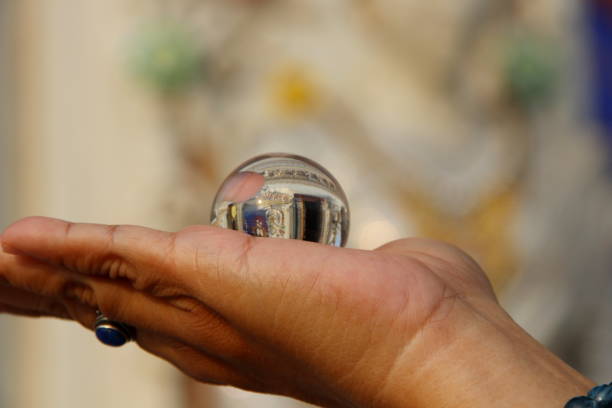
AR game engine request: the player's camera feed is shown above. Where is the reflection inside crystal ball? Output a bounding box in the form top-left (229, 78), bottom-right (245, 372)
top-left (211, 153), bottom-right (350, 247)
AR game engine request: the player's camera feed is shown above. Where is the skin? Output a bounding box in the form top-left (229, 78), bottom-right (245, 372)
top-left (0, 217), bottom-right (595, 407)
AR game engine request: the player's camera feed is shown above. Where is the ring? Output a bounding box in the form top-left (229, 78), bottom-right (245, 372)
top-left (94, 310), bottom-right (134, 347)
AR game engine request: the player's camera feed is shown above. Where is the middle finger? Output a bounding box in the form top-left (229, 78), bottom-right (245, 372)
top-left (0, 251), bottom-right (250, 361)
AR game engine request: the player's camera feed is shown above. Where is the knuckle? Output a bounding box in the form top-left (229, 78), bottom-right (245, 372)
top-left (237, 233), bottom-right (256, 268)
top-left (62, 281), bottom-right (96, 307)
top-left (9, 258), bottom-right (73, 299)
top-left (99, 256), bottom-right (133, 280)
top-left (63, 300), bottom-right (97, 328)
top-left (178, 225), bottom-right (257, 282)
top-left (106, 224), bottom-right (120, 244)
top-left (183, 306), bottom-right (226, 335)
top-left (221, 232), bottom-right (257, 280)
top-left (63, 220), bottom-right (75, 240)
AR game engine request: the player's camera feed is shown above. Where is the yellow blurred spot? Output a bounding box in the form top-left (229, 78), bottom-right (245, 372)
top-left (271, 67), bottom-right (320, 117)
top-left (403, 186), bottom-right (521, 295)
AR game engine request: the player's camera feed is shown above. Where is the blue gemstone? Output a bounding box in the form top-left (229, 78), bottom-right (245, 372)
top-left (95, 327), bottom-right (128, 347)
top-left (589, 384), bottom-right (612, 406)
top-left (565, 397), bottom-right (598, 408)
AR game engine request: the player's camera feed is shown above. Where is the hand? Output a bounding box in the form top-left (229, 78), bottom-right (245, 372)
top-left (0, 217), bottom-right (594, 407)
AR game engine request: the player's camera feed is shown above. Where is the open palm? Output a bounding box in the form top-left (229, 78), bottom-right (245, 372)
top-left (0, 217), bottom-right (592, 408)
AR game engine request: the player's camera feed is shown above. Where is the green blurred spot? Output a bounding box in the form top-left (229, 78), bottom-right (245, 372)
top-left (504, 35), bottom-right (559, 109)
top-left (128, 22), bottom-right (202, 94)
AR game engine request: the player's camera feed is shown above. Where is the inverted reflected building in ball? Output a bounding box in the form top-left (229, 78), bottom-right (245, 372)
top-left (211, 153), bottom-right (350, 247)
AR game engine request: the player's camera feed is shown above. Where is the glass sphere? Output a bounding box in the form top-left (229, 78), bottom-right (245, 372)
top-left (211, 153), bottom-right (350, 247)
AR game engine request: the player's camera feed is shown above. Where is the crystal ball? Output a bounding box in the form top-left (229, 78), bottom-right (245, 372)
top-left (210, 153), bottom-right (350, 247)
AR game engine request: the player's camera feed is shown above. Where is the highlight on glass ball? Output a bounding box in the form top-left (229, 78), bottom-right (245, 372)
top-left (210, 153), bottom-right (350, 247)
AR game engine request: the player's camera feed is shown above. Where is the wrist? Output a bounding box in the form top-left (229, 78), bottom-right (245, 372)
top-left (373, 299), bottom-right (595, 408)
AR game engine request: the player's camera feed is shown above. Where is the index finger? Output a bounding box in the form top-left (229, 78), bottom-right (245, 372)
top-left (1, 217), bottom-right (180, 292)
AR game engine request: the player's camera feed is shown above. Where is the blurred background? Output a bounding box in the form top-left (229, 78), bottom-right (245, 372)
top-left (1, 0), bottom-right (612, 407)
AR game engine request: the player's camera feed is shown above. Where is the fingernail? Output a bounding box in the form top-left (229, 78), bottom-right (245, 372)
top-left (219, 171), bottom-right (265, 202)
